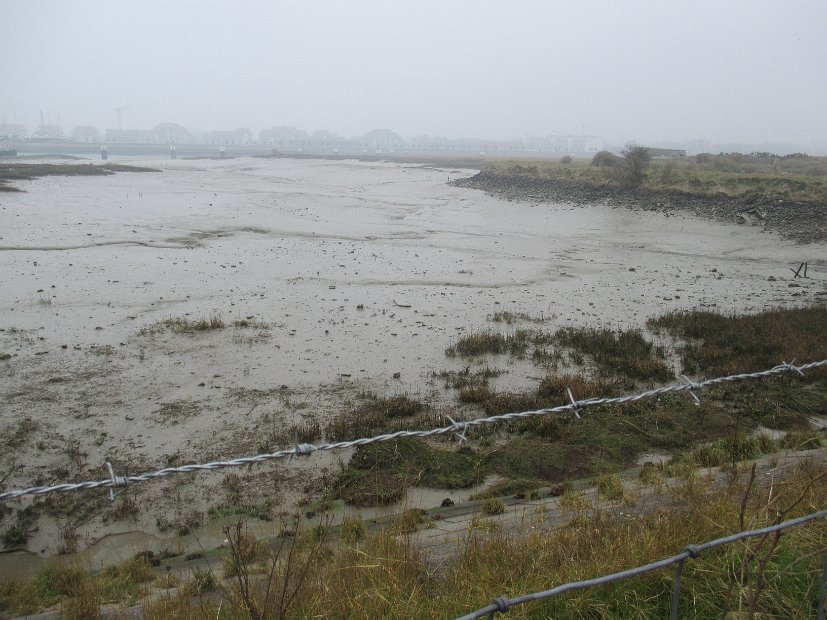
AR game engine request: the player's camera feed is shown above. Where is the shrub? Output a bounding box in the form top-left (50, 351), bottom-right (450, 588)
top-left (619, 144), bottom-right (651, 188)
top-left (483, 498), bottom-right (506, 516)
top-left (596, 473), bottom-right (625, 501)
top-left (591, 150), bottom-right (622, 167)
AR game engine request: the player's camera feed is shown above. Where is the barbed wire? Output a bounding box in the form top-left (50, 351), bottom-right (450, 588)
top-left (455, 508), bottom-right (827, 620)
top-left (1, 359), bottom-right (825, 503)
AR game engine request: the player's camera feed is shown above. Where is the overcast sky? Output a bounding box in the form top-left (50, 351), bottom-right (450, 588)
top-left (2, 0), bottom-right (826, 148)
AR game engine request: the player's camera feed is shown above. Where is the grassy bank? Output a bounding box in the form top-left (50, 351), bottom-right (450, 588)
top-left (484, 153), bottom-right (827, 204)
top-left (3, 456), bottom-right (826, 618)
top-left (0, 163), bottom-right (158, 191)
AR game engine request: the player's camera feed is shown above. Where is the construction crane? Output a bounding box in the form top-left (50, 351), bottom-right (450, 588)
top-left (114, 106), bottom-right (129, 131)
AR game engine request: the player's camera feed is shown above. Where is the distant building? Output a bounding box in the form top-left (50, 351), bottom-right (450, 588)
top-left (202, 128), bottom-right (253, 145)
top-left (105, 129), bottom-right (155, 144)
top-left (645, 147), bottom-right (687, 159)
top-left (527, 135), bottom-right (605, 154)
top-left (259, 126), bottom-right (309, 147)
top-left (153, 123), bottom-right (196, 144)
top-left (360, 129), bottom-right (403, 149)
top-left (72, 125), bottom-right (99, 143)
top-left (0, 123), bottom-right (27, 140)
top-left (32, 124), bottom-right (64, 140)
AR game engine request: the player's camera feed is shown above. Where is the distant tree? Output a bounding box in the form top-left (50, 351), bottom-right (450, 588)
top-left (620, 144), bottom-right (651, 187)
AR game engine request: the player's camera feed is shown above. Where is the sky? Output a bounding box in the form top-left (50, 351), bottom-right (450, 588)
top-left (2, 0), bottom-right (826, 149)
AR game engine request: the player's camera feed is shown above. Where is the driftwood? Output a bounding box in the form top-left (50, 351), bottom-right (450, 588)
top-left (393, 299), bottom-right (412, 308)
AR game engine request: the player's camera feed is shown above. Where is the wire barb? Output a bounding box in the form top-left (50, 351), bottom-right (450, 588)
top-left (105, 462), bottom-right (128, 501)
top-left (566, 387), bottom-right (581, 418)
top-left (289, 443), bottom-right (315, 463)
top-left (782, 359), bottom-right (806, 378)
top-left (1, 358), bottom-right (825, 503)
top-left (447, 415), bottom-right (469, 444)
top-left (680, 375), bottom-right (702, 406)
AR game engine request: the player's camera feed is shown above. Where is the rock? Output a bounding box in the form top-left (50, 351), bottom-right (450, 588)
top-left (0, 353), bottom-right (10, 360)
top-left (393, 371), bottom-right (401, 379)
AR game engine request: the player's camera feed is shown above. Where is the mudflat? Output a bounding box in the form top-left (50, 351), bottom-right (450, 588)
top-left (1, 157), bottom-right (823, 566)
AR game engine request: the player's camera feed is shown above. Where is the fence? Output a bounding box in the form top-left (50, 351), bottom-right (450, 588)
top-left (455, 509), bottom-right (827, 619)
top-left (0, 358), bottom-right (825, 502)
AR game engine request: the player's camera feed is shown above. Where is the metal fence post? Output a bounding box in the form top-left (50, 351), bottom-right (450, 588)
top-left (818, 547), bottom-right (827, 620)
top-left (671, 558), bottom-right (686, 620)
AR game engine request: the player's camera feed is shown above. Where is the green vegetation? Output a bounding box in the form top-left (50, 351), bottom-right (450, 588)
top-left (138, 312), bottom-right (226, 335)
top-left (619, 144), bottom-right (652, 188)
top-left (482, 498), bottom-right (506, 516)
top-left (336, 306), bottom-right (826, 506)
top-left (5, 462), bottom-right (827, 618)
top-left (447, 325), bottom-right (669, 381)
top-left (324, 392), bottom-right (436, 442)
top-left (595, 473), bottom-right (626, 501)
top-left (0, 555), bottom-right (154, 615)
top-left (0, 163), bottom-right (158, 192)
top-left (648, 305), bottom-right (827, 375)
top-left (485, 152), bottom-right (827, 204)
top-left (553, 326), bottom-right (670, 380)
top-left (3, 306), bottom-right (824, 616)
top-left (491, 310), bottom-right (549, 324)
top-left (670, 431), bottom-right (823, 470)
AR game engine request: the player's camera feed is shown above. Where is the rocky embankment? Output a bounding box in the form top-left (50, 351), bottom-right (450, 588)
top-left (453, 171), bottom-right (827, 244)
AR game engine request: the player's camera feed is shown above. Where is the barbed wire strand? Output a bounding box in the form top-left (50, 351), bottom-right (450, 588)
top-left (1, 359), bottom-right (825, 503)
top-left (455, 508), bottom-right (827, 620)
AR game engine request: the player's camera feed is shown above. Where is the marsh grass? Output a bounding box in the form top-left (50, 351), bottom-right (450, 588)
top-left (139, 312), bottom-right (226, 335)
top-left (323, 393), bottom-right (432, 442)
top-left (669, 431), bottom-right (823, 471)
top-left (490, 310), bottom-right (549, 324)
top-left (335, 367), bottom-right (825, 507)
top-left (434, 366), bottom-right (504, 390)
top-left (553, 326), bottom-right (671, 381)
top-left (447, 326), bottom-right (670, 382)
top-left (0, 163), bottom-right (158, 191)
top-left (648, 305), bottom-right (827, 376)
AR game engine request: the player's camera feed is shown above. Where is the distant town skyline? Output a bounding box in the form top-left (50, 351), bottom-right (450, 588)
top-left (3, 1), bottom-right (826, 155)
top-left (2, 116), bottom-right (823, 157)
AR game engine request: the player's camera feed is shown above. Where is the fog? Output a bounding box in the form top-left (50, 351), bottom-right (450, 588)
top-left (2, 0), bottom-right (826, 151)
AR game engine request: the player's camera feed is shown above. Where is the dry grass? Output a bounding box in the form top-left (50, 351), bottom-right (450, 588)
top-left (138, 312), bottom-right (226, 335)
top-left (8, 460), bottom-right (827, 618)
top-left (0, 163), bottom-right (158, 191)
top-left (485, 154), bottom-right (827, 204)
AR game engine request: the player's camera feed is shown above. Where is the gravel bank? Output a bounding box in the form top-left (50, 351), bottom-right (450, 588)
top-left (453, 171), bottom-right (827, 244)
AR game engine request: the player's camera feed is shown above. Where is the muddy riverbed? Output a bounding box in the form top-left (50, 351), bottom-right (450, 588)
top-left (0, 157), bottom-right (824, 571)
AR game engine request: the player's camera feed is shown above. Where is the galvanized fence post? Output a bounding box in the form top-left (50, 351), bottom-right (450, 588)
top-left (818, 547), bottom-right (827, 620)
